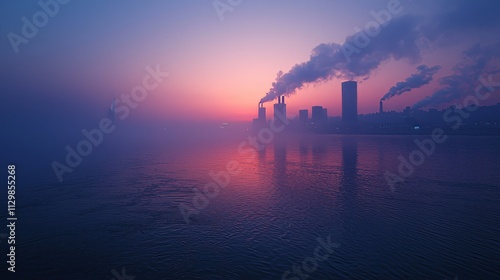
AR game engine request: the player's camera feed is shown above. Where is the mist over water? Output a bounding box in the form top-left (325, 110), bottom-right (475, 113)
top-left (10, 130), bottom-right (500, 279)
top-left (2, 1), bottom-right (500, 278)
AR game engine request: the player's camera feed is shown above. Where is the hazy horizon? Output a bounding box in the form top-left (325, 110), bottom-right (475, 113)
top-left (1, 1), bottom-right (500, 279)
top-left (2, 0), bottom-right (500, 124)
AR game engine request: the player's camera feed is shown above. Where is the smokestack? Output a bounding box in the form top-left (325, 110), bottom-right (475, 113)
top-left (273, 95), bottom-right (286, 127)
top-left (258, 103), bottom-right (266, 122)
top-left (379, 101), bottom-right (383, 114)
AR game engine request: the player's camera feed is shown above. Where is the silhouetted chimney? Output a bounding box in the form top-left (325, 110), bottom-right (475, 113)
top-left (258, 103), bottom-right (266, 122)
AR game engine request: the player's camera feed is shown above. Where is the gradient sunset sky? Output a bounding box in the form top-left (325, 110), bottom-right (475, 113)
top-left (1, 0), bottom-right (499, 122)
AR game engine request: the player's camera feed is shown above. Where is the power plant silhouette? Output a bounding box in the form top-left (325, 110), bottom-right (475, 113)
top-left (253, 81), bottom-right (358, 128)
top-left (252, 80), bottom-right (500, 135)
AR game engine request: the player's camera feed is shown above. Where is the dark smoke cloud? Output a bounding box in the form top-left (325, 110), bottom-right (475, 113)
top-left (260, 0), bottom-right (500, 105)
top-left (381, 65), bottom-right (441, 101)
top-left (260, 15), bottom-right (423, 103)
top-left (412, 41), bottom-right (500, 109)
top-left (423, 0), bottom-right (500, 41)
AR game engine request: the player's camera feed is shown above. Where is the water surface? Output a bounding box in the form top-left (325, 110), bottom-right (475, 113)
top-left (12, 133), bottom-right (500, 279)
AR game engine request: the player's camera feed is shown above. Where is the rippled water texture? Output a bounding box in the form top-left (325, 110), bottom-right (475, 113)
top-left (15, 134), bottom-right (500, 279)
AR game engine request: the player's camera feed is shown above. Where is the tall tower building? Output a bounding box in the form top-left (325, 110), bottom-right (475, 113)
top-left (299, 109), bottom-right (308, 123)
top-left (312, 106), bottom-right (323, 123)
top-left (258, 103), bottom-right (266, 123)
top-left (274, 95), bottom-right (287, 127)
top-left (342, 81), bottom-right (358, 125)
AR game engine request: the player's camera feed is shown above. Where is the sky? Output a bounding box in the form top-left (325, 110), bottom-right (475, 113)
top-left (1, 0), bottom-right (500, 123)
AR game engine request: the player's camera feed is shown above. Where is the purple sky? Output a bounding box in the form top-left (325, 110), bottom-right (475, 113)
top-left (1, 0), bottom-right (499, 122)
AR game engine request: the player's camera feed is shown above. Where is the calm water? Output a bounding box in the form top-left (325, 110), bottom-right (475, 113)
top-left (9, 133), bottom-right (500, 279)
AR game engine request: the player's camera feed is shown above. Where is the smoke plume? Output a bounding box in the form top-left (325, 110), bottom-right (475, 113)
top-left (381, 65), bottom-right (441, 101)
top-left (260, 15), bottom-right (422, 103)
top-left (412, 41), bottom-right (500, 109)
top-left (260, 0), bottom-right (500, 105)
